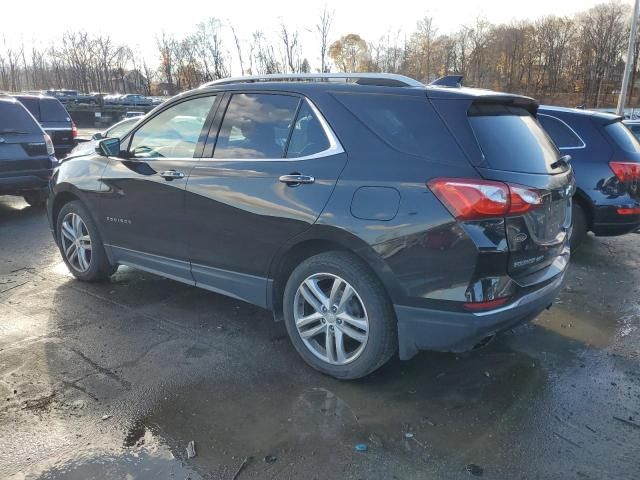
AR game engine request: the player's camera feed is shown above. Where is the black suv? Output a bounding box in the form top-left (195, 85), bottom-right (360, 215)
top-left (0, 97), bottom-right (57, 206)
top-left (47, 74), bottom-right (573, 379)
top-left (538, 106), bottom-right (640, 247)
top-left (12, 94), bottom-right (76, 158)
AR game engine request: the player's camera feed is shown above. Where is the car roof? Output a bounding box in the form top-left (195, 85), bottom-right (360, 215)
top-left (539, 104), bottom-right (622, 122)
top-left (12, 93), bottom-right (59, 102)
top-left (192, 80), bottom-right (538, 111)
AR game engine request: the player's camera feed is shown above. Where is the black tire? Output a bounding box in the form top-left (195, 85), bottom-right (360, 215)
top-left (283, 251), bottom-right (397, 379)
top-left (56, 200), bottom-right (117, 281)
top-left (570, 202), bottom-right (588, 251)
top-left (23, 190), bottom-right (48, 207)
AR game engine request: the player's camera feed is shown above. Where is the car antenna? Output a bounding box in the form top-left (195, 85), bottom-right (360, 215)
top-left (429, 75), bottom-right (464, 88)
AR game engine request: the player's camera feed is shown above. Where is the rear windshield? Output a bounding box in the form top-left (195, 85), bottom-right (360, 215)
top-left (333, 92), bottom-right (465, 163)
top-left (468, 104), bottom-right (561, 174)
top-left (605, 121), bottom-right (640, 153)
top-left (0, 101), bottom-right (41, 133)
top-left (40, 98), bottom-right (70, 122)
top-left (15, 96), bottom-right (41, 120)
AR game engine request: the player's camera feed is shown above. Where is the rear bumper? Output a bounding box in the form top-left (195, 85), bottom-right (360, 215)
top-left (0, 172), bottom-right (50, 195)
top-left (395, 266), bottom-right (567, 360)
top-left (592, 204), bottom-right (640, 236)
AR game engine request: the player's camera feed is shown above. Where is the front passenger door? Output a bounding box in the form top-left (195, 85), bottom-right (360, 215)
top-left (98, 94), bottom-right (217, 281)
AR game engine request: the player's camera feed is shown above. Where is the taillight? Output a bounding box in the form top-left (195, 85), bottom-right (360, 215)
top-left (44, 134), bottom-right (55, 156)
top-left (617, 207), bottom-right (640, 215)
top-left (427, 178), bottom-right (543, 221)
top-left (463, 297), bottom-right (510, 311)
top-left (71, 121), bottom-right (78, 138)
top-left (610, 161), bottom-right (640, 182)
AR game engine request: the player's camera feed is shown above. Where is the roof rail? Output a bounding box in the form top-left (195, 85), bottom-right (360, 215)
top-left (430, 75), bottom-right (464, 88)
top-left (201, 73), bottom-right (424, 88)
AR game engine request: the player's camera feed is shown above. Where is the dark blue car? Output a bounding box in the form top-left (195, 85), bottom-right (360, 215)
top-left (538, 106), bottom-right (640, 248)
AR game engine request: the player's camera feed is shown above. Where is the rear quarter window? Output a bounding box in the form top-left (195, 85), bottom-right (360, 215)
top-left (0, 101), bottom-right (41, 133)
top-left (333, 92), bottom-right (464, 163)
top-left (40, 98), bottom-right (70, 122)
top-left (538, 114), bottom-right (584, 149)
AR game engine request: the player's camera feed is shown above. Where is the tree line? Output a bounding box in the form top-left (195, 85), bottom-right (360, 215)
top-left (0, 1), bottom-right (637, 107)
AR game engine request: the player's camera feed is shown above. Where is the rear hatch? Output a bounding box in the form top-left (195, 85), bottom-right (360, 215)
top-left (467, 102), bottom-right (573, 282)
top-left (0, 101), bottom-right (51, 177)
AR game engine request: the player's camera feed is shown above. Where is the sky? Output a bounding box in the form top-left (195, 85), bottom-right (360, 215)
top-left (1, 0), bottom-right (631, 73)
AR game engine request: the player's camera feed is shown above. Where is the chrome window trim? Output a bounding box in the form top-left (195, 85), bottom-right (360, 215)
top-left (210, 97), bottom-right (344, 162)
top-left (538, 113), bottom-right (586, 150)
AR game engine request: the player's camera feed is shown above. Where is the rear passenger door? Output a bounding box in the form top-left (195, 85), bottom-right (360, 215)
top-left (185, 92), bottom-right (347, 306)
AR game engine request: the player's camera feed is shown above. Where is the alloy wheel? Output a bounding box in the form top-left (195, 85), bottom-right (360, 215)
top-left (293, 273), bottom-right (369, 365)
top-left (60, 213), bottom-right (92, 273)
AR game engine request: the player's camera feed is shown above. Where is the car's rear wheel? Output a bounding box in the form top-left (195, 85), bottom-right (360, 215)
top-left (23, 190), bottom-right (47, 207)
top-left (283, 251), bottom-right (397, 379)
top-left (570, 202), bottom-right (588, 251)
top-left (57, 201), bottom-right (116, 281)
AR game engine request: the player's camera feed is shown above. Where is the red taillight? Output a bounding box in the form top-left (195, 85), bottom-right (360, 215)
top-left (463, 297), bottom-right (510, 311)
top-left (71, 121), bottom-right (78, 138)
top-left (610, 161), bottom-right (640, 183)
top-left (617, 207), bottom-right (640, 215)
top-left (427, 178), bottom-right (543, 221)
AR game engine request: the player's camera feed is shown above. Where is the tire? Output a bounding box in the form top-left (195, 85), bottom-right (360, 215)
top-left (56, 200), bottom-right (117, 281)
top-left (283, 251), bottom-right (397, 379)
top-left (23, 190), bottom-right (48, 207)
top-left (570, 202), bottom-right (588, 251)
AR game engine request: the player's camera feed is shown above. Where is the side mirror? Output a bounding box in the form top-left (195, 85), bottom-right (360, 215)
top-left (96, 137), bottom-right (121, 157)
top-left (92, 132), bottom-right (104, 141)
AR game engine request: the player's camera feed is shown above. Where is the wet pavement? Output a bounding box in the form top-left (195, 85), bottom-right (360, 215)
top-left (0, 195), bottom-right (638, 479)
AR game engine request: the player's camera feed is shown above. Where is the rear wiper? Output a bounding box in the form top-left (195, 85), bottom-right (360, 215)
top-left (0, 129), bottom-right (30, 135)
top-left (551, 154), bottom-right (572, 170)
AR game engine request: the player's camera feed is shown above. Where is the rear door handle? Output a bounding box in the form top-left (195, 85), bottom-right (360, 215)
top-left (159, 170), bottom-right (185, 181)
top-left (279, 174), bottom-right (315, 186)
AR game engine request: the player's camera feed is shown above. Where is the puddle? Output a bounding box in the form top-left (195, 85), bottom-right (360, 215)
top-left (12, 424), bottom-right (201, 480)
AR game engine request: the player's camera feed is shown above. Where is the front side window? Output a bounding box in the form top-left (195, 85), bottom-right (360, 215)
top-left (286, 102), bottom-right (331, 158)
top-left (128, 95), bottom-right (215, 159)
top-left (538, 114), bottom-right (584, 149)
top-left (214, 93), bottom-right (300, 159)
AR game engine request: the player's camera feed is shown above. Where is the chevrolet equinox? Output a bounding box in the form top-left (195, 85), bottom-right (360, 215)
top-left (47, 73), bottom-right (574, 379)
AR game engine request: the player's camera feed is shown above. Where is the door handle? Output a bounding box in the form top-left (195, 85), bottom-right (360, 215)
top-left (279, 174), bottom-right (315, 186)
top-left (159, 170), bottom-right (185, 181)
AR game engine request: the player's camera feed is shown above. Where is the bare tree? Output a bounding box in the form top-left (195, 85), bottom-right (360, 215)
top-left (315, 6), bottom-right (334, 73)
top-left (279, 20), bottom-right (302, 73)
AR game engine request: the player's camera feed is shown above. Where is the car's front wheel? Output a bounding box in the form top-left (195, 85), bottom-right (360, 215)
top-left (56, 201), bottom-right (117, 281)
top-left (283, 251), bottom-right (397, 379)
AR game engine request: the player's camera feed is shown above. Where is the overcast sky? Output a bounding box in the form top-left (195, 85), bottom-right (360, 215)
top-left (2, 0), bottom-right (630, 72)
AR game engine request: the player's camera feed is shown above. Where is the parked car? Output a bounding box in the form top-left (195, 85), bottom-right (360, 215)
top-left (118, 94), bottom-right (152, 107)
top-left (47, 73), bottom-right (573, 379)
top-left (538, 106), bottom-right (640, 248)
top-left (0, 97), bottom-right (57, 206)
top-left (103, 94), bottom-right (123, 105)
top-left (623, 119), bottom-right (640, 140)
top-left (68, 116), bottom-right (141, 157)
top-left (12, 94), bottom-right (77, 158)
top-left (123, 111), bottom-right (145, 119)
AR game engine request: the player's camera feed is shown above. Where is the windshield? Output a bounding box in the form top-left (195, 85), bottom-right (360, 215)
top-left (469, 104), bottom-right (562, 174)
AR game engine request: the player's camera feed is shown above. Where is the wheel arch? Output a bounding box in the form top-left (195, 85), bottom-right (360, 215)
top-left (268, 225), bottom-right (403, 320)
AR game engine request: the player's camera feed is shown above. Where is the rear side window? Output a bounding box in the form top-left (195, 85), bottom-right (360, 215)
top-left (40, 98), bottom-right (70, 122)
top-left (538, 114), bottom-right (584, 149)
top-left (0, 101), bottom-right (41, 133)
top-left (334, 92), bottom-right (455, 160)
top-left (214, 93), bottom-right (300, 159)
top-left (286, 102), bottom-right (330, 158)
top-left (605, 121), bottom-right (640, 153)
top-left (469, 104), bottom-right (560, 174)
